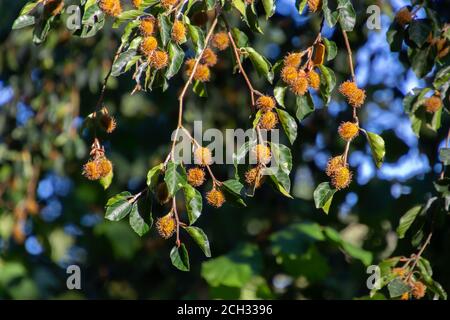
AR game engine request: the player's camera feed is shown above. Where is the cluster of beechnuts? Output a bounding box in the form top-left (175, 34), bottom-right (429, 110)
top-left (71, 0), bottom-right (387, 267)
top-left (393, 5), bottom-right (447, 116)
top-left (81, 0), bottom-right (370, 210)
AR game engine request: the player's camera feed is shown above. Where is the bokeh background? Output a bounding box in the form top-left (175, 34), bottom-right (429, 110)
top-left (0, 0), bottom-right (449, 299)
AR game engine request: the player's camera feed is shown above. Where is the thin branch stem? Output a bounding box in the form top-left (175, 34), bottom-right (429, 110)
top-left (223, 17), bottom-right (262, 109)
top-left (177, 15), bottom-right (219, 128)
top-left (406, 232), bottom-right (433, 282)
top-left (95, 42), bottom-right (124, 110)
top-left (341, 30), bottom-right (355, 82)
top-left (343, 141), bottom-right (351, 164)
top-left (180, 127), bottom-right (220, 184)
top-left (172, 197), bottom-right (181, 247)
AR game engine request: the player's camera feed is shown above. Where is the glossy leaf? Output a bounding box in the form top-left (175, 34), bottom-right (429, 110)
top-left (184, 226), bottom-right (211, 257)
top-left (276, 108), bottom-right (298, 144)
top-left (318, 65), bottom-right (336, 106)
top-left (129, 203), bottom-right (150, 236)
top-left (274, 84), bottom-right (288, 108)
top-left (99, 171), bottom-right (113, 190)
top-left (396, 205), bottom-right (422, 239)
top-left (323, 38), bottom-right (337, 61)
top-left (12, 15), bottom-right (35, 30)
top-left (158, 15), bottom-right (172, 46)
top-left (366, 131), bottom-right (386, 169)
top-left (183, 184), bottom-right (203, 225)
top-left (387, 278), bottom-right (410, 298)
top-left (170, 244), bottom-right (190, 271)
top-left (244, 47), bottom-right (273, 83)
top-left (296, 92), bottom-right (315, 121)
top-left (164, 161), bottom-right (187, 196)
top-left (166, 42), bottom-right (185, 79)
top-left (337, 0), bottom-right (356, 32)
top-left (111, 49), bottom-right (137, 77)
top-left (313, 182), bottom-right (336, 214)
top-left (146, 163), bottom-right (164, 191)
top-left (187, 24), bottom-right (205, 53)
top-left (262, 0), bottom-right (276, 19)
top-left (105, 191), bottom-right (133, 221)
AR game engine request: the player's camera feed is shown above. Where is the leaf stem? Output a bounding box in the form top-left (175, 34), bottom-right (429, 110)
top-left (223, 17), bottom-right (262, 110)
top-left (172, 197), bottom-right (181, 247)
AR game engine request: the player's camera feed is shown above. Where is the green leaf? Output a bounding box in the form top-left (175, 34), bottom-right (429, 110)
top-left (423, 278), bottom-right (447, 300)
top-left (222, 179), bottom-right (244, 196)
top-left (387, 278), bottom-right (410, 298)
top-left (231, 27), bottom-right (249, 48)
top-left (105, 192), bottom-right (133, 221)
top-left (184, 226), bottom-right (211, 257)
top-left (366, 132), bottom-right (385, 169)
top-left (183, 184), bottom-right (203, 225)
top-left (99, 171), bottom-right (113, 190)
top-left (233, 138), bottom-right (257, 167)
top-left (113, 10), bottom-right (143, 28)
top-left (323, 38), bottom-right (337, 61)
top-left (222, 179), bottom-right (247, 207)
top-left (318, 65), bottom-right (336, 106)
top-left (337, 0), bottom-right (356, 32)
top-left (408, 19), bottom-right (432, 48)
top-left (111, 49), bottom-right (137, 77)
top-left (121, 20), bottom-right (140, 44)
top-left (166, 42), bottom-right (185, 79)
top-left (80, 3), bottom-right (105, 38)
top-left (274, 84), bottom-right (287, 108)
top-left (322, 0), bottom-right (338, 27)
top-left (276, 108), bottom-right (298, 144)
top-left (270, 222), bottom-right (325, 257)
top-left (164, 161), bottom-right (187, 196)
top-left (12, 15), bottom-right (35, 30)
top-left (434, 66), bottom-right (450, 89)
top-left (269, 143), bottom-right (292, 175)
top-left (324, 227), bottom-right (373, 266)
top-left (204, 0), bottom-right (216, 10)
top-left (313, 182), bottom-right (336, 214)
top-left (297, 0), bottom-right (308, 13)
top-left (187, 24), bottom-right (205, 54)
top-left (387, 23), bottom-right (404, 52)
top-left (262, 0), bottom-right (276, 19)
top-left (193, 80), bottom-right (208, 97)
top-left (396, 205), bottom-right (422, 239)
top-left (430, 106), bottom-right (442, 132)
top-left (244, 47), bottom-right (273, 84)
top-left (170, 244), bottom-right (190, 271)
top-left (439, 148), bottom-right (450, 166)
top-left (158, 15), bottom-right (172, 47)
top-left (409, 46), bottom-right (434, 78)
top-left (270, 223), bottom-right (325, 256)
top-left (253, 109), bottom-right (263, 129)
top-left (33, 16), bottom-right (54, 45)
top-left (19, 1), bottom-right (39, 15)
top-left (129, 203), bottom-right (150, 236)
top-left (264, 168), bottom-right (293, 198)
top-left (146, 163), bottom-right (164, 191)
top-left (136, 0), bottom-right (159, 8)
top-left (201, 243), bottom-right (262, 287)
top-left (296, 92), bottom-right (315, 121)
top-left (245, 5), bottom-right (263, 34)
top-left (231, 0), bottom-right (246, 17)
